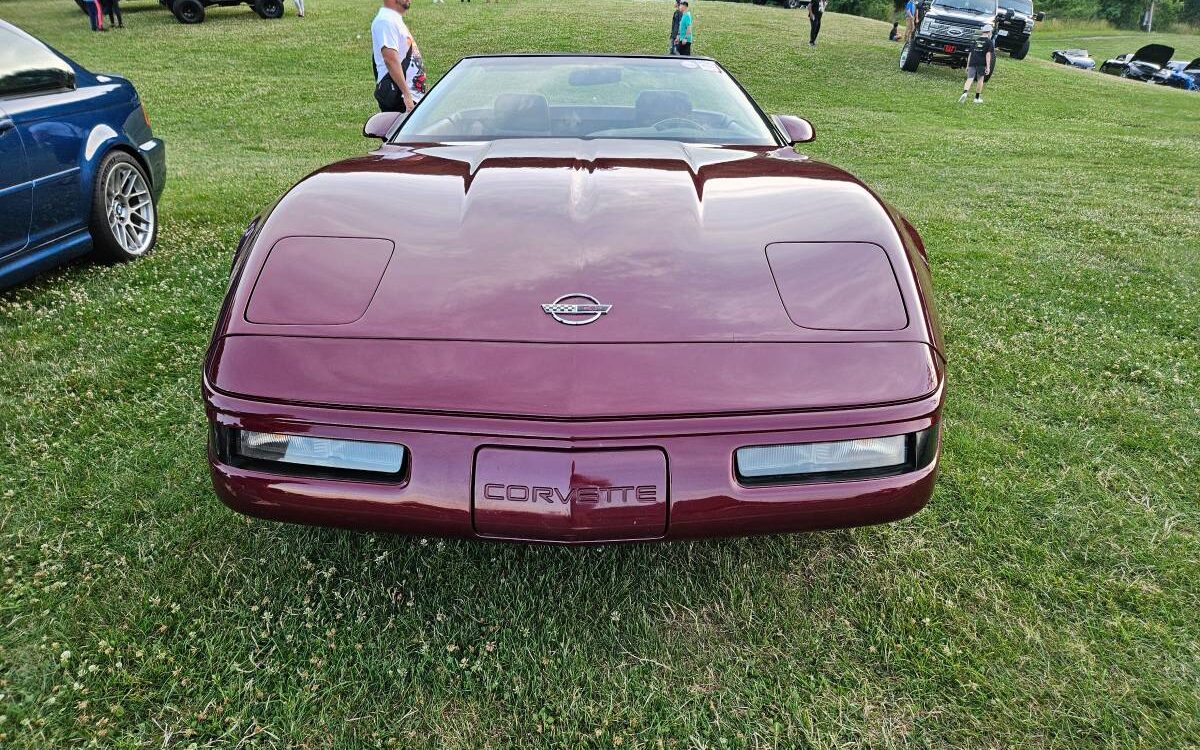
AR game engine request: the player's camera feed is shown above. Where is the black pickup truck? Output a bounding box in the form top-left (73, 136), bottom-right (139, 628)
top-left (900, 0), bottom-right (997, 73)
top-left (994, 0), bottom-right (1045, 60)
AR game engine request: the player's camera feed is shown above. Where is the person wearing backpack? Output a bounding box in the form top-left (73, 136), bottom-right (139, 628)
top-left (371, 0), bottom-right (425, 113)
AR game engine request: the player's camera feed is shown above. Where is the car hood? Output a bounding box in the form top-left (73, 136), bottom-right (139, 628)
top-left (226, 139), bottom-right (929, 348)
top-left (924, 7), bottom-right (991, 24)
top-left (1132, 44), bottom-right (1175, 67)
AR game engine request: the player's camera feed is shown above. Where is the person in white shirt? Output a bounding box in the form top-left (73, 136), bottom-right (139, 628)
top-left (371, 0), bottom-right (426, 113)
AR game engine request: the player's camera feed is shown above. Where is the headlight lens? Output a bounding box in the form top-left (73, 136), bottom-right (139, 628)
top-left (920, 18), bottom-right (931, 33)
top-left (735, 432), bottom-right (930, 486)
top-left (235, 430), bottom-right (405, 475)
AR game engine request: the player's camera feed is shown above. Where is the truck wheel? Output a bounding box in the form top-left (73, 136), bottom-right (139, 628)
top-left (254, 0), bottom-right (284, 17)
top-left (173, 0), bottom-right (205, 22)
top-left (900, 41), bottom-right (920, 72)
top-left (785, 0), bottom-right (802, 8)
top-left (89, 151), bottom-right (158, 264)
top-left (1011, 38), bottom-right (1030, 60)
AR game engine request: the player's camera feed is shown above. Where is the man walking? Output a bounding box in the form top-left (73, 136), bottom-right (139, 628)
top-left (808, 0), bottom-right (827, 47)
top-left (371, 0), bottom-right (425, 113)
top-left (669, 0), bottom-right (682, 55)
top-left (958, 23), bottom-right (993, 103)
top-left (675, 0), bottom-right (693, 56)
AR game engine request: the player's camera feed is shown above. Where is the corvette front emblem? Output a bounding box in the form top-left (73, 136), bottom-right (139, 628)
top-left (541, 293), bottom-right (612, 326)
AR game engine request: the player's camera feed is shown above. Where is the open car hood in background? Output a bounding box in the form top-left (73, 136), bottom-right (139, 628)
top-left (1133, 44), bottom-right (1175, 67)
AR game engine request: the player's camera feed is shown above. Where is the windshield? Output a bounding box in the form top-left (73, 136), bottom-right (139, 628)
top-left (933, 0), bottom-right (997, 14)
top-left (393, 56), bottom-right (778, 145)
top-left (999, 0), bottom-right (1032, 13)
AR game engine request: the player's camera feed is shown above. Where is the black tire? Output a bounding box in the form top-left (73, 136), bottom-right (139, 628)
top-left (785, 0), bottom-right (802, 8)
top-left (1011, 38), bottom-right (1029, 60)
top-left (173, 0), bottom-right (205, 23)
top-left (900, 41), bottom-right (920, 71)
top-left (255, 0), bottom-right (284, 18)
top-left (89, 152), bottom-right (158, 264)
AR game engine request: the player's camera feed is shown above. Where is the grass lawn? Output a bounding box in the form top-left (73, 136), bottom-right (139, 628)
top-left (1, 0), bottom-right (1198, 747)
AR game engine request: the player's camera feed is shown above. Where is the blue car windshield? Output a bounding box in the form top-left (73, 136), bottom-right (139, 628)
top-left (393, 56), bottom-right (778, 145)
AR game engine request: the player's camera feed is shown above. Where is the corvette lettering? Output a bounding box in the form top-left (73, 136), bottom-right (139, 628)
top-left (483, 484), bottom-right (658, 504)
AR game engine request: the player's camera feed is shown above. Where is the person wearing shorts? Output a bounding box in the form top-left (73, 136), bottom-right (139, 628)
top-left (959, 23), bottom-right (994, 104)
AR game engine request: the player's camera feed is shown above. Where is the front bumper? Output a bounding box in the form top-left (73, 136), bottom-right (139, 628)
top-left (204, 380), bottom-right (943, 544)
top-left (911, 36), bottom-right (971, 67)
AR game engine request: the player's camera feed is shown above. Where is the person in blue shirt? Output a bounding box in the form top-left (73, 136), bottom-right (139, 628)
top-left (676, 1), bottom-right (693, 56)
top-left (904, 0), bottom-right (919, 42)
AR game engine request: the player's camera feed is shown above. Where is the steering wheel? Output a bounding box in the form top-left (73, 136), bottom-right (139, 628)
top-left (652, 117), bottom-right (706, 132)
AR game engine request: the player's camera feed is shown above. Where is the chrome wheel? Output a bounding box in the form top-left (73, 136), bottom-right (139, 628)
top-left (104, 163), bottom-right (154, 256)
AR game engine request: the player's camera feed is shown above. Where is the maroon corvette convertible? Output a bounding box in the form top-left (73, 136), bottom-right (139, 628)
top-left (203, 54), bottom-right (945, 543)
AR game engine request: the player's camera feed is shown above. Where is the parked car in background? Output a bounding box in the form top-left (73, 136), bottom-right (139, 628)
top-left (1051, 48), bottom-right (1095, 69)
top-left (0, 20), bottom-right (165, 289)
top-left (204, 54), bottom-right (945, 544)
top-left (901, 0), bottom-right (998, 75)
top-left (1152, 58), bottom-right (1200, 90)
top-left (159, 0), bottom-right (284, 24)
top-left (1099, 44), bottom-right (1174, 81)
top-left (994, 0), bottom-right (1043, 60)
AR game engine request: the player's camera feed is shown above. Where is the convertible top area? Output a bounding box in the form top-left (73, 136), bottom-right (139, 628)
top-left (397, 55), bottom-right (780, 145)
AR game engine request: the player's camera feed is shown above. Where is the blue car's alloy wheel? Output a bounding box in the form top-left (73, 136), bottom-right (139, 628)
top-left (91, 152), bottom-right (157, 262)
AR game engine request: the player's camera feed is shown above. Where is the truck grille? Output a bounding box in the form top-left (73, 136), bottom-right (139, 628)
top-left (924, 18), bottom-right (980, 45)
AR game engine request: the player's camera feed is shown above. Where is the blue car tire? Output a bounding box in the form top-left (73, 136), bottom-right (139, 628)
top-left (90, 151), bottom-right (158, 263)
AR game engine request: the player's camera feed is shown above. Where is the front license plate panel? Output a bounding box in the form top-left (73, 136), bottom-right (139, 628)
top-left (473, 448), bottom-right (668, 541)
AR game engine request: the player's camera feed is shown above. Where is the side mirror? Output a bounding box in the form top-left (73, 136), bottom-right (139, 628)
top-left (773, 115), bottom-right (815, 145)
top-left (1034, 11), bottom-right (1045, 20)
top-left (363, 111), bottom-right (404, 139)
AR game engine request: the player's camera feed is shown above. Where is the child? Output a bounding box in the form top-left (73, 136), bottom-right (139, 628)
top-left (676, 0), bottom-right (693, 56)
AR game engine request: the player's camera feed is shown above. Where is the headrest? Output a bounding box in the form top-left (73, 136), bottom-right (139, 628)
top-left (493, 93), bottom-right (551, 135)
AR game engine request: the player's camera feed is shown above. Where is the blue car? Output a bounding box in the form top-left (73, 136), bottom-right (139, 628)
top-left (1153, 58), bottom-right (1200, 91)
top-left (1, 20), bottom-right (166, 289)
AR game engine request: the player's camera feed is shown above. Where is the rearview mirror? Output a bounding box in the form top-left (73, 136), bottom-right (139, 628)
top-left (773, 115), bottom-right (815, 145)
top-left (1034, 11), bottom-right (1045, 20)
top-left (364, 111), bottom-right (405, 139)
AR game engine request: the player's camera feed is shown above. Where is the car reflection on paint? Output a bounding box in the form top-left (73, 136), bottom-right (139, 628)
top-left (203, 54), bottom-right (945, 543)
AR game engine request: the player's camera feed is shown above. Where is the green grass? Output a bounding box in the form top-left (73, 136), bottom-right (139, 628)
top-left (1, 1), bottom-right (1198, 747)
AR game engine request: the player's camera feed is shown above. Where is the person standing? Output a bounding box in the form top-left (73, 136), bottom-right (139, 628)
top-left (958, 23), bottom-right (994, 103)
top-left (676, 1), bottom-right (693, 56)
top-left (293, 0), bottom-right (304, 17)
top-left (808, 0), bottom-right (827, 46)
top-left (101, 0), bottom-right (123, 28)
top-left (903, 0), bottom-right (918, 41)
top-left (371, 0), bottom-right (425, 113)
top-left (669, 0), bottom-right (682, 55)
top-left (79, 0), bottom-right (104, 31)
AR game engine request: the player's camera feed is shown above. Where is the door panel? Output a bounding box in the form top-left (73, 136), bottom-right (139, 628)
top-left (4, 88), bottom-right (98, 248)
top-left (0, 110), bottom-right (32, 258)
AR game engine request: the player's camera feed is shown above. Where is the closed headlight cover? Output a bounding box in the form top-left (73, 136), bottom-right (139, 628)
top-left (766, 242), bottom-right (908, 331)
